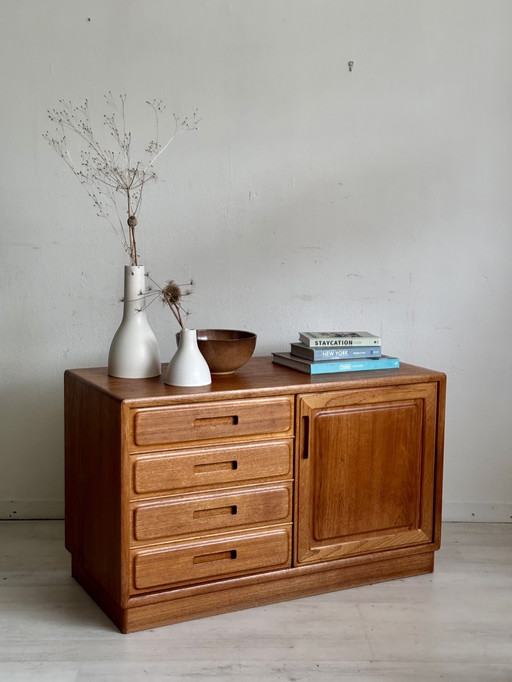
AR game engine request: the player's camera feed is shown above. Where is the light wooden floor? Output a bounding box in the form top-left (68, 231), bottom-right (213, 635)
top-left (0, 522), bottom-right (510, 681)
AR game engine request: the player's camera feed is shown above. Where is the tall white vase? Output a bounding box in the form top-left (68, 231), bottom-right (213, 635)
top-left (164, 329), bottom-right (211, 387)
top-left (108, 265), bottom-right (161, 378)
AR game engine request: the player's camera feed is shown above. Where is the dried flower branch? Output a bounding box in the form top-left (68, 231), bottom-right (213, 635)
top-left (135, 274), bottom-right (194, 329)
top-left (43, 93), bottom-right (200, 266)
top-left (160, 279), bottom-right (194, 329)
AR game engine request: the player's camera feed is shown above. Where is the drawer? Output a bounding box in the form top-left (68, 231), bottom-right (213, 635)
top-left (129, 397), bottom-right (294, 451)
top-left (132, 526), bottom-right (292, 591)
top-left (131, 483), bottom-right (292, 543)
top-left (131, 440), bottom-right (293, 497)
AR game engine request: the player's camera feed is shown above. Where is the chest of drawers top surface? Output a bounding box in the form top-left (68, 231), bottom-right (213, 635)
top-left (65, 356), bottom-right (445, 406)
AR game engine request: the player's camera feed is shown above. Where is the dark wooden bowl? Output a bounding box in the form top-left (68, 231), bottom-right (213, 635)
top-left (195, 329), bottom-right (257, 374)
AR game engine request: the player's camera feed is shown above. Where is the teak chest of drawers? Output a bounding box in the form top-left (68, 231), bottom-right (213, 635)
top-left (64, 357), bottom-right (446, 633)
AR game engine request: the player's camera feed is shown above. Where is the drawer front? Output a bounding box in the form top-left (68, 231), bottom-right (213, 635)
top-left (131, 440), bottom-right (293, 496)
top-left (130, 397), bottom-right (294, 450)
top-left (131, 483), bottom-right (292, 543)
top-left (132, 526), bottom-right (292, 591)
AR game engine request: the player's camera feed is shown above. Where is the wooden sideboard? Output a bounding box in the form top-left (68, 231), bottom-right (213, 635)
top-left (64, 357), bottom-right (446, 633)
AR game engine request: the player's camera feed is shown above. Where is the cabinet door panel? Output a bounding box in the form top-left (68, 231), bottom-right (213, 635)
top-left (296, 383), bottom-right (438, 565)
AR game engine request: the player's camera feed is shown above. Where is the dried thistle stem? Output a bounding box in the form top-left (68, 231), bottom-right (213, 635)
top-left (160, 279), bottom-right (194, 329)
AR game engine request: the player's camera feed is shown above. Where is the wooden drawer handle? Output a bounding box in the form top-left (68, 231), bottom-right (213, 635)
top-left (193, 505), bottom-right (238, 520)
top-left (193, 460), bottom-right (238, 473)
top-left (193, 415), bottom-right (239, 427)
top-left (193, 549), bottom-right (237, 565)
top-left (302, 416), bottom-right (310, 459)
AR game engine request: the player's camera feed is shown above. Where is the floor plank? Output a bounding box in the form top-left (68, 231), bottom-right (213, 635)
top-left (0, 522), bottom-right (511, 681)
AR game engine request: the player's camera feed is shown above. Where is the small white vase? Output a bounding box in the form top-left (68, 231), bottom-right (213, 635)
top-left (164, 329), bottom-right (212, 387)
top-left (108, 265), bottom-right (161, 378)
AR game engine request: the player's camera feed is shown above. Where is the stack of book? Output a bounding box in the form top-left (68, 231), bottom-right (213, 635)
top-left (272, 331), bottom-right (400, 375)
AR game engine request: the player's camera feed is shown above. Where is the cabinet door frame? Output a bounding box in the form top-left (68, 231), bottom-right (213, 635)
top-left (294, 382), bottom-right (441, 566)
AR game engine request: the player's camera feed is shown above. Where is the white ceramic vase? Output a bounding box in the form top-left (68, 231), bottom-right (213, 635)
top-left (108, 265), bottom-right (161, 378)
top-left (164, 328), bottom-right (212, 387)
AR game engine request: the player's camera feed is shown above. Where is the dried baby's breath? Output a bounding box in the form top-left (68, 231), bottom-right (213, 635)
top-left (43, 93), bottom-right (199, 266)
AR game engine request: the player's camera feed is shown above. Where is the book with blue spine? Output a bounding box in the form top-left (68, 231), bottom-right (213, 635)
top-left (291, 342), bottom-right (381, 361)
top-left (299, 331), bottom-right (381, 347)
top-left (272, 353), bottom-right (399, 375)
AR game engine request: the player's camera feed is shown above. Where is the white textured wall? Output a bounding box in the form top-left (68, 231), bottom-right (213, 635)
top-left (1, 0), bottom-right (511, 521)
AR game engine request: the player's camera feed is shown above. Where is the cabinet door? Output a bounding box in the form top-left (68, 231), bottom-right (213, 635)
top-left (295, 383), bottom-right (440, 565)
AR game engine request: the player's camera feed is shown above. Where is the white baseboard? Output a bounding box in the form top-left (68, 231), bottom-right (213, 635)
top-left (442, 502), bottom-right (512, 523)
top-left (0, 500), bottom-right (64, 520)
